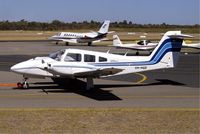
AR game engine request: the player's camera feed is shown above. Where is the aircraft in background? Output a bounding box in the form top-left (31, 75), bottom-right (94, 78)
top-left (182, 41), bottom-right (200, 49)
top-left (113, 35), bottom-right (200, 55)
top-left (49, 20), bottom-right (112, 46)
top-left (113, 35), bottom-right (158, 55)
top-left (11, 31), bottom-right (192, 90)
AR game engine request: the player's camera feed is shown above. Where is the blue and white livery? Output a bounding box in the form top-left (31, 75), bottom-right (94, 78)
top-left (11, 31), bottom-right (192, 89)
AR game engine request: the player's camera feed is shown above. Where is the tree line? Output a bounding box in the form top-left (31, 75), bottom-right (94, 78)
top-left (0, 19), bottom-right (199, 33)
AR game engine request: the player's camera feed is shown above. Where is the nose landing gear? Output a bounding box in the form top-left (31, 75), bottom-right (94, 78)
top-left (17, 77), bottom-right (29, 89)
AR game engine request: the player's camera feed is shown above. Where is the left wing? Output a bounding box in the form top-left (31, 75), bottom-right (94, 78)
top-left (115, 45), bottom-right (156, 51)
top-left (81, 33), bottom-right (98, 39)
top-left (74, 67), bottom-right (123, 78)
top-left (36, 60), bottom-right (123, 78)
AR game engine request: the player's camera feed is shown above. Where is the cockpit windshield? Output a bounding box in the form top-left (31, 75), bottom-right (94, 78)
top-left (137, 40), bottom-right (151, 46)
top-left (57, 33), bottom-right (61, 36)
top-left (137, 40), bottom-right (144, 45)
top-left (49, 49), bottom-right (65, 61)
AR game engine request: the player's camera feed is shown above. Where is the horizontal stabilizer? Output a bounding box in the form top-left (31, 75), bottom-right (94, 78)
top-left (166, 31), bottom-right (193, 39)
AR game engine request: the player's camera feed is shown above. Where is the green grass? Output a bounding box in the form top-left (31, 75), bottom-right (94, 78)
top-left (0, 108), bottom-right (199, 134)
top-left (0, 31), bottom-right (199, 41)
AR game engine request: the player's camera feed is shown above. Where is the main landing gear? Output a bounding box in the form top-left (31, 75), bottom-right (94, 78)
top-left (136, 51), bottom-right (139, 56)
top-left (88, 42), bottom-right (92, 46)
top-left (17, 77), bottom-right (29, 89)
top-left (86, 77), bottom-right (94, 90)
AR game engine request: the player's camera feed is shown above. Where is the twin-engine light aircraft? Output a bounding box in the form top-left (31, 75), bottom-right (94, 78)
top-left (11, 31), bottom-right (192, 90)
top-left (49, 20), bottom-right (112, 46)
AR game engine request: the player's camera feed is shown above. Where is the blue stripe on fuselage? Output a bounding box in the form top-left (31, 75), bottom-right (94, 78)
top-left (92, 39), bottom-right (183, 67)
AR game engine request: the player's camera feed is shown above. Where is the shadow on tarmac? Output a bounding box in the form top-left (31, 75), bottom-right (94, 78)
top-left (13, 79), bottom-right (185, 101)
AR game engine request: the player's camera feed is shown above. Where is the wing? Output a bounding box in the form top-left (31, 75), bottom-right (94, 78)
top-left (52, 39), bottom-right (78, 43)
top-left (81, 33), bottom-right (98, 39)
top-left (74, 67), bottom-right (123, 78)
top-left (49, 37), bottom-right (78, 43)
top-left (116, 45), bottom-right (156, 51)
top-left (36, 60), bottom-right (123, 78)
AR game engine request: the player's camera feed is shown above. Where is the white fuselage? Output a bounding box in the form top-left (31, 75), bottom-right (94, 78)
top-left (113, 35), bottom-right (158, 51)
top-left (10, 48), bottom-right (174, 79)
top-left (50, 32), bottom-right (104, 43)
top-left (116, 42), bottom-right (157, 50)
top-left (182, 42), bottom-right (200, 49)
top-left (49, 20), bottom-right (110, 44)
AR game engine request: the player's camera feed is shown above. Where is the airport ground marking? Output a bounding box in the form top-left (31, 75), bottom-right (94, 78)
top-left (0, 83), bottom-right (17, 87)
top-left (133, 72), bottom-right (147, 84)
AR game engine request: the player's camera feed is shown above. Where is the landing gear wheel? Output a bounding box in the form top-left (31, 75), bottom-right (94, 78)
top-left (17, 82), bottom-right (29, 89)
top-left (88, 42), bottom-right (92, 46)
top-left (17, 77), bottom-right (29, 89)
top-left (136, 51), bottom-right (139, 56)
top-left (23, 82), bottom-right (29, 89)
top-left (56, 42), bottom-right (58, 45)
top-left (17, 82), bottom-right (23, 88)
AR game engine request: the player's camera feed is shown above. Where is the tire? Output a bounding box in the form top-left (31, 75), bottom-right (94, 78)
top-left (17, 82), bottom-right (23, 88)
top-left (23, 83), bottom-right (29, 89)
top-left (88, 42), bottom-right (92, 46)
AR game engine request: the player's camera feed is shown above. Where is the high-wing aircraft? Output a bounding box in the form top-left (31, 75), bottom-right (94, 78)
top-left (113, 35), bottom-right (158, 53)
top-left (49, 20), bottom-right (112, 46)
top-left (11, 31), bottom-right (192, 90)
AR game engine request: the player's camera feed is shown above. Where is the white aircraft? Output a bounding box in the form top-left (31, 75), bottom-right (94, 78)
top-left (113, 35), bottom-right (158, 55)
top-left (11, 31), bottom-right (192, 90)
top-left (113, 35), bottom-right (200, 54)
top-left (182, 41), bottom-right (200, 49)
top-left (49, 20), bottom-right (111, 46)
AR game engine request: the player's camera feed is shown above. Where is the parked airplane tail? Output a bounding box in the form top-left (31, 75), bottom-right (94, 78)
top-left (149, 31), bottom-right (192, 68)
top-left (98, 20), bottom-right (110, 34)
top-left (113, 35), bottom-right (122, 46)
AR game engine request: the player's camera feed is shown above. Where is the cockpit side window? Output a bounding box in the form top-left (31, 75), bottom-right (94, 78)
top-left (57, 33), bottom-right (61, 36)
top-left (49, 50), bottom-right (65, 61)
top-left (99, 57), bottom-right (107, 62)
top-left (84, 54), bottom-right (95, 62)
top-left (146, 40), bottom-right (151, 44)
top-left (65, 53), bottom-right (82, 62)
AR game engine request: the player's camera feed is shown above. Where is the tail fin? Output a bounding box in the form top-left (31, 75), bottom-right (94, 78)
top-left (98, 20), bottom-right (110, 34)
top-left (149, 31), bottom-right (192, 68)
top-left (113, 35), bottom-right (122, 47)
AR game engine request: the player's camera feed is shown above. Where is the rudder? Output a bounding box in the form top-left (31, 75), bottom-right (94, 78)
top-left (98, 20), bottom-right (110, 34)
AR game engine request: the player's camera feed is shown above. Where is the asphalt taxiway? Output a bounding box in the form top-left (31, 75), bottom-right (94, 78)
top-left (0, 42), bottom-right (199, 108)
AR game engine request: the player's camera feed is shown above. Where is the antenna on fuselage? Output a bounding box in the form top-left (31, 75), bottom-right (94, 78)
top-left (107, 49), bottom-right (110, 53)
top-left (124, 50), bottom-right (129, 56)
